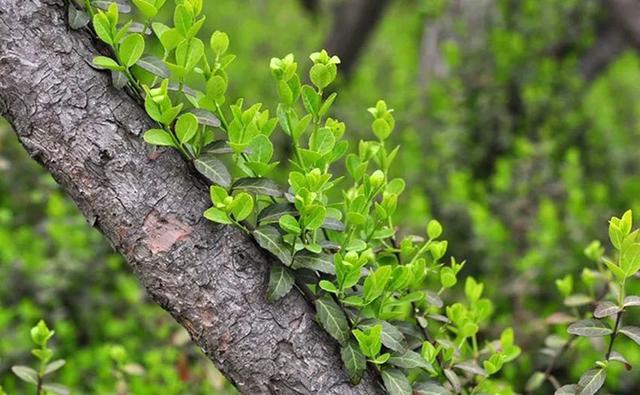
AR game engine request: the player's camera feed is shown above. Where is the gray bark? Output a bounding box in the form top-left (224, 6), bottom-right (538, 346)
top-left (0, 1), bottom-right (382, 394)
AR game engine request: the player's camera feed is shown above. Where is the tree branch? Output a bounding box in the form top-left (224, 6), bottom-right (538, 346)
top-left (323, 0), bottom-right (390, 78)
top-left (0, 1), bottom-right (382, 393)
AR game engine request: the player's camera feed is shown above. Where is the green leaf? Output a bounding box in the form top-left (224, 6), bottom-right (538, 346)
top-left (341, 342), bottom-right (366, 385)
top-left (175, 113), bottom-right (198, 144)
top-left (291, 251), bottom-right (335, 274)
top-left (119, 33), bottom-right (145, 67)
top-left (525, 372), bottom-right (546, 392)
top-left (44, 359), bottom-right (66, 375)
top-left (602, 257), bottom-right (626, 281)
top-left (229, 192), bottom-right (253, 221)
top-left (92, 56), bottom-right (122, 71)
top-left (302, 205), bottom-right (326, 231)
top-left (41, 383), bottom-right (70, 395)
top-left (253, 226), bottom-right (293, 265)
top-left (190, 109), bottom-right (221, 128)
top-left (194, 154), bottom-right (231, 187)
top-left (93, 12), bottom-right (114, 45)
top-left (359, 320), bottom-right (406, 352)
top-left (318, 280), bottom-right (338, 293)
top-left (132, 0), bottom-right (158, 18)
top-left (381, 368), bottom-right (412, 395)
top-left (372, 118), bottom-right (392, 140)
top-left (567, 319), bottom-right (612, 337)
top-left (173, 4), bottom-right (194, 36)
top-left (68, 6), bottom-right (90, 29)
top-left (593, 301), bottom-right (621, 318)
top-left (278, 214), bottom-right (301, 235)
top-left (309, 127), bottom-right (335, 156)
top-left (555, 385), bottom-right (577, 395)
top-left (232, 177), bottom-right (283, 197)
top-left (363, 265), bottom-right (392, 303)
top-left (413, 381), bottom-right (451, 395)
top-left (257, 203), bottom-right (297, 224)
top-left (388, 349), bottom-right (433, 370)
top-left (622, 242), bottom-right (640, 276)
top-left (624, 295), bottom-right (640, 307)
top-left (136, 56), bottom-right (170, 78)
top-left (309, 63), bottom-right (333, 90)
top-left (176, 37), bottom-right (204, 71)
top-left (203, 207), bottom-right (232, 224)
top-left (111, 70), bottom-right (128, 89)
top-left (143, 129), bottom-right (175, 147)
top-left (619, 326), bottom-right (640, 345)
top-left (301, 85), bottom-right (320, 115)
top-left (210, 31), bottom-right (230, 56)
top-left (315, 295), bottom-right (350, 345)
top-left (267, 265), bottom-right (295, 301)
top-left (11, 366), bottom-right (38, 384)
top-left (576, 369), bottom-right (605, 395)
top-left (247, 134), bottom-right (274, 163)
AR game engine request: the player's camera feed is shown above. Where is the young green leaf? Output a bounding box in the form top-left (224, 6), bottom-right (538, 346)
top-left (203, 207), bottom-right (232, 224)
top-left (175, 112), bottom-right (199, 144)
top-left (143, 129), bottom-right (175, 147)
top-left (229, 192), bottom-right (253, 221)
top-left (119, 33), bottom-right (145, 67)
top-left (92, 56), bottom-right (122, 71)
top-left (267, 265), bottom-right (295, 301)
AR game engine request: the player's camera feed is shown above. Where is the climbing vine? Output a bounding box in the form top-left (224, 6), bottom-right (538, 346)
top-left (52, 1), bottom-right (640, 394)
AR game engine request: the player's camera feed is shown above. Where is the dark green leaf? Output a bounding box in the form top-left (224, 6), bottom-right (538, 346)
top-left (623, 295), bottom-right (640, 307)
top-left (189, 109), bottom-right (221, 128)
top-left (381, 368), bottom-right (412, 395)
top-left (257, 203), bottom-right (297, 224)
top-left (41, 383), bottom-right (70, 395)
top-left (555, 385), bottom-right (577, 395)
top-left (68, 6), bottom-right (90, 29)
top-left (315, 295), bottom-right (349, 345)
top-left (388, 349), bottom-right (432, 370)
top-left (253, 226), bottom-right (292, 265)
top-left (567, 319), bottom-right (612, 337)
top-left (194, 154), bottom-right (231, 187)
top-left (205, 140), bottom-right (234, 154)
top-left (93, 0), bottom-right (132, 13)
top-left (619, 326), bottom-right (640, 345)
top-left (576, 369), bottom-right (605, 395)
top-left (321, 216), bottom-right (345, 231)
top-left (454, 360), bottom-right (487, 377)
top-left (291, 251), bottom-right (335, 274)
top-left (593, 301), bottom-right (621, 318)
top-left (11, 366), bottom-right (37, 384)
top-left (609, 350), bottom-right (632, 370)
top-left (443, 369), bottom-right (461, 393)
top-left (267, 265), bottom-right (295, 301)
top-left (111, 70), bottom-right (128, 89)
top-left (413, 381), bottom-right (451, 395)
top-left (341, 342), bottom-right (366, 385)
top-left (136, 55), bottom-right (169, 78)
top-left (44, 359), bottom-right (66, 375)
top-left (232, 177), bottom-right (283, 197)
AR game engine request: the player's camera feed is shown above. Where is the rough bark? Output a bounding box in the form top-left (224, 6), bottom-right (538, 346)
top-left (0, 1), bottom-right (383, 394)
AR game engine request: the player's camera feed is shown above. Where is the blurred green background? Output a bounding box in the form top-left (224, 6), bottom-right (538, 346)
top-left (2, 0), bottom-right (640, 392)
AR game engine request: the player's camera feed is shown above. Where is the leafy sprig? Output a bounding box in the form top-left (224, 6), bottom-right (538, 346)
top-left (75, 1), bottom-right (525, 393)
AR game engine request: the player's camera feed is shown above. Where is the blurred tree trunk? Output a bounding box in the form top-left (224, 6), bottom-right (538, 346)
top-left (324, 0), bottom-right (390, 77)
top-left (0, 1), bottom-right (383, 394)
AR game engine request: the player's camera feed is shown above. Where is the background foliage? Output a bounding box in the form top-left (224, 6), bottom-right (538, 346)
top-left (2, 0), bottom-right (640, 392)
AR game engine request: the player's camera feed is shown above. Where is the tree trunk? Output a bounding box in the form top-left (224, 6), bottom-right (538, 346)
top-left (0, 1), bottom-right (382, 394)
